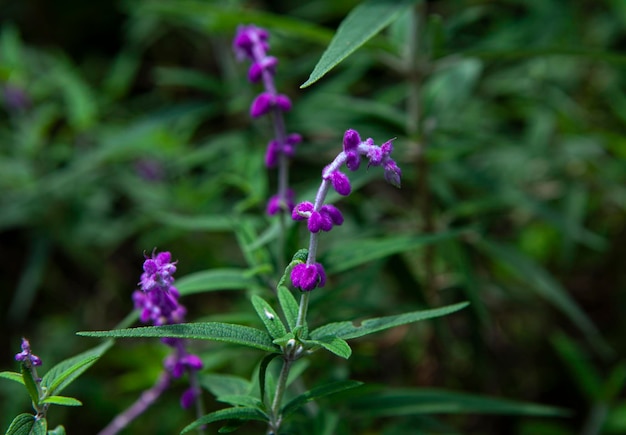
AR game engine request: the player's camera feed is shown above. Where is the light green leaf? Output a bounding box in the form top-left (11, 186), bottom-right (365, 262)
top-left (0, 371), bottom-right (25, 385)
top-left (476, 239), bottom-right (610, 356)
top-left (78, 323), bottom-right (278, 353)
top-left (21, 364), bottom-right (40, 405)
top-left (42, 341), bottom-right (112, 395)
top-left (301, 0), bottom-right (417, 88)
top-left (251, 295), bottom-right (288, 339)
top-left (41, 396), bottom-right (82, 407)
top-left (176, 268), bottom-right (255, 296)
top-left (47, 425), bottom-right (66, 435)
top-left (282, 380), bottom-right (363, 417)
top-left (181, 407), bottom-right (268, 434)
top-left (216, 394), bottom-right (264, 410)
top-left (324, 231), bottom-right (463, 273)
top-left (277, 285), bottom-right (299, 331)
top-left (311, 302), bottom-right (469, 341)
top-left (350, 388), bottom-right (569, 417)
top-left (301, 337), bottom-right (352, 359)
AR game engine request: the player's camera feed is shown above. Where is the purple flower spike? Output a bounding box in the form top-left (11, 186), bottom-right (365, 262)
top-left (15, 338), bottom-right (42, 367)
top-left (293, 201), bottom-right (314, 220)
top-left (248, 56), bottom-right (278, 82)
top-left (265, 140), bottom-right (281, 168)
top-left (250, 92), bottom-right (274, 118)
top-left (180, 387), bottom-right (198, 409)
top-left (384, 159), bottom-right (402, 188)
top-left (327, 171), bottom-right (351, 196)
top-left (233, 25), bottom-right (269, 61)
top-left (291, 262), bottom-right (326, 291)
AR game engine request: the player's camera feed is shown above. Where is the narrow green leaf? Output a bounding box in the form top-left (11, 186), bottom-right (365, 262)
top-left (199, 373), bottom-right (251, 398)
top-left (0, 371), bottom-right (25, 385)
top-left (551, 332), bottom-right (602, 400)
top-left (325, 231), bottom-right (464, 273)
top-left (216, 394), bottom-right (264, 409)
top-left (277, 285), bottom-right (299, 331)
top-left (21, 364), bottom-right (40, 405)
top-left (301, 0), bottom-right (417, 88)
top-left (6, 414), bottom-right (35, 435)
top-left (311, 302), bottom-right (469, 341)
top-left (282, 380), bottom-right (363, 417)
top-left (181, 407), bottom-right (268, 434)
top-left (42, 341), bottom-right (112, 395)
top-left (350, 388), bottom-right (569, 417)
top-left (78, 323), bottom-right (278, 353)
top-left (476, 240), bottom-right (610, 356)
top-left (41, 396), bottom-right (82, 407)
top-left (251, 295), bottom-right (288, 339)
top-left (32, 419), bottom-right (46, 435)
top-left (176, 268), bottom-right (255, 296)
top-left (302, 337), bottom-right (352, 359)
top-left (259, 353), bottom-right (281, 405)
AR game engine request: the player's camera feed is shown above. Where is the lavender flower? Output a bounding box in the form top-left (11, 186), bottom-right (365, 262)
top-left (234, 24), bottom-right (299, 216)
top-left (15, 338), bottom-right (42, 367)
top-left (290, 129), bottom-right (401, 291)
top-left (132, 250), bottom-right (203, 409)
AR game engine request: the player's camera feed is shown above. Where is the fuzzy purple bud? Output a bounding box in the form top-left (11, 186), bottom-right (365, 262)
top-left (265, 140), bottom-right (281, 168)
top-left (267, 189), bottom-right (295, 215)
top-left (291, 262), bottom-right (326, 291)
top-left (251, 92), bottom-right (273, 118)
top-left (320, 204), bottom-right (344, 226)
top-left (181, 387), bottom-right (198, 409)
top-left (248, 56), bottom-right (278, 82)
top-left (327, 171), bottom-right (351, 196)
top-left (233, 25), bottom-right (269, 61)
top-left (15, 338), bottom-right (42, 367)
top-left (383, 159), bottom-right (402, 188)
top-left (293, 201), bottom-right (314, 220)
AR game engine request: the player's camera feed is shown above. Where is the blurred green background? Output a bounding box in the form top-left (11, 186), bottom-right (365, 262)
top-left (1, 0), bottom-right (625, 433)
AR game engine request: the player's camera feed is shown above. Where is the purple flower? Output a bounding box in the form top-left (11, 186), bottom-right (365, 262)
top-left (326, 170), bottom-right (351, 196)
top-left (291, 262), bottom-right (326, 291)
top-left (15, 338), bottom-right (42, 367)
top-left (139, 251), bottom-right (177, 293)
top-left (267, 189), bottom-right (295, 215)
top-left (180, 387), bottom-right (199, 409)
top-left (233, 25), bottom-right (269, 61)
top-left (343, 129), bottom-right (362, 171)
top-left (250, 92), bottom-right (292, 118)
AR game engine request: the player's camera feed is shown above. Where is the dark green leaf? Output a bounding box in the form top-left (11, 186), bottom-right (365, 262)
top-left (282, 380), bottom-right (363, 417)
top-left (199, 373), bottom-right (251, 398)
top-left (251, 295), bottom-right (288, 339)
top-left (301, 0), bottom-right (417, 88)
top-left (42, 341), bottom-right (112, 396)
top-left (216, 394), bottom-right (264, 409)
top-left (176, 268), bottom-right (255, 296)
top-left (551, 332), bottom-right (602, 401)
top-left (180, 407), bottom-right (268, 434)
top-left (476, 240), bottom-right (610, 356)
top-left (0, 371), bottom-right (25, 386)
top-left (311, 302), bottom-right (469, 341)
top-left (40, 396), bottom-right (82, 407)
top-left (324, 231), bottom-right (464, 273)
top-left (350, 388), bottom-right (569, 417)
top-left (259, 353), bottom-right (281, 405)
top-left (78, 323), bottom-right (278, 353)
top-left (5, 414), bottom-right (35, 435)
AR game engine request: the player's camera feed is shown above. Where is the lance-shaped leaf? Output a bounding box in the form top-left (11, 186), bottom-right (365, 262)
top-left (20, 365), bottom-right (40, 405)
top-left (176, 268), bottom-right (255, 296)
top-left (251, 295), bottom-right (288, 339)
top-left (349, 388), bottom-right (569, 417)
top-left (0, 371), bottom-right (24, 386)
top-left (311, 302), bottom-right (469, 341)
top-left (301, 0), bottom-right (417, 88)
top-left (301, 337), bottom-right (352, 359)
top-left (277, 285), bottom-right (299, 331)
top-left (282, 380), bottom-right (363, 417)
top-left (78, 323), bottom-right (278, 353)
top-left (42, 341), bottom-right (112, 395)
top-left (181, 407), bottom-right (268, 434)
top-left (41, 396), bottom-right (82, 407)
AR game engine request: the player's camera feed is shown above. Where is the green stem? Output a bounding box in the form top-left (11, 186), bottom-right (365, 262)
top-left (295, 291), bottom-right (311, 329)
top-left (267, 358), bottom-right (293, 435)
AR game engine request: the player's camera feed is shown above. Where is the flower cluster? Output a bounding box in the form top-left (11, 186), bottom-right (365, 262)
top-left (233, 25), bottom-right (300, 215)
top-left (133, 250), bottom-right (202, 409)
top-left (15, 338), bottom-right (42, 367)
top-left (290, 129), bottom-right (401, 292)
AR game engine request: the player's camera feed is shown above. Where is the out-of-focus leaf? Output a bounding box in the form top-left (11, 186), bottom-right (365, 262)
top-left (282, 380), bottom-right (363, 417)
top-left (176, 268), bottom-right (255, 296)
top-left (181, 407), bottom-right (268, 434)
top-left (301, 0), bottom-right (417, 88)
top-left (199, 373), bottom-right (251, 398)
top-left (0, 371), bottom-right (24, 386)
